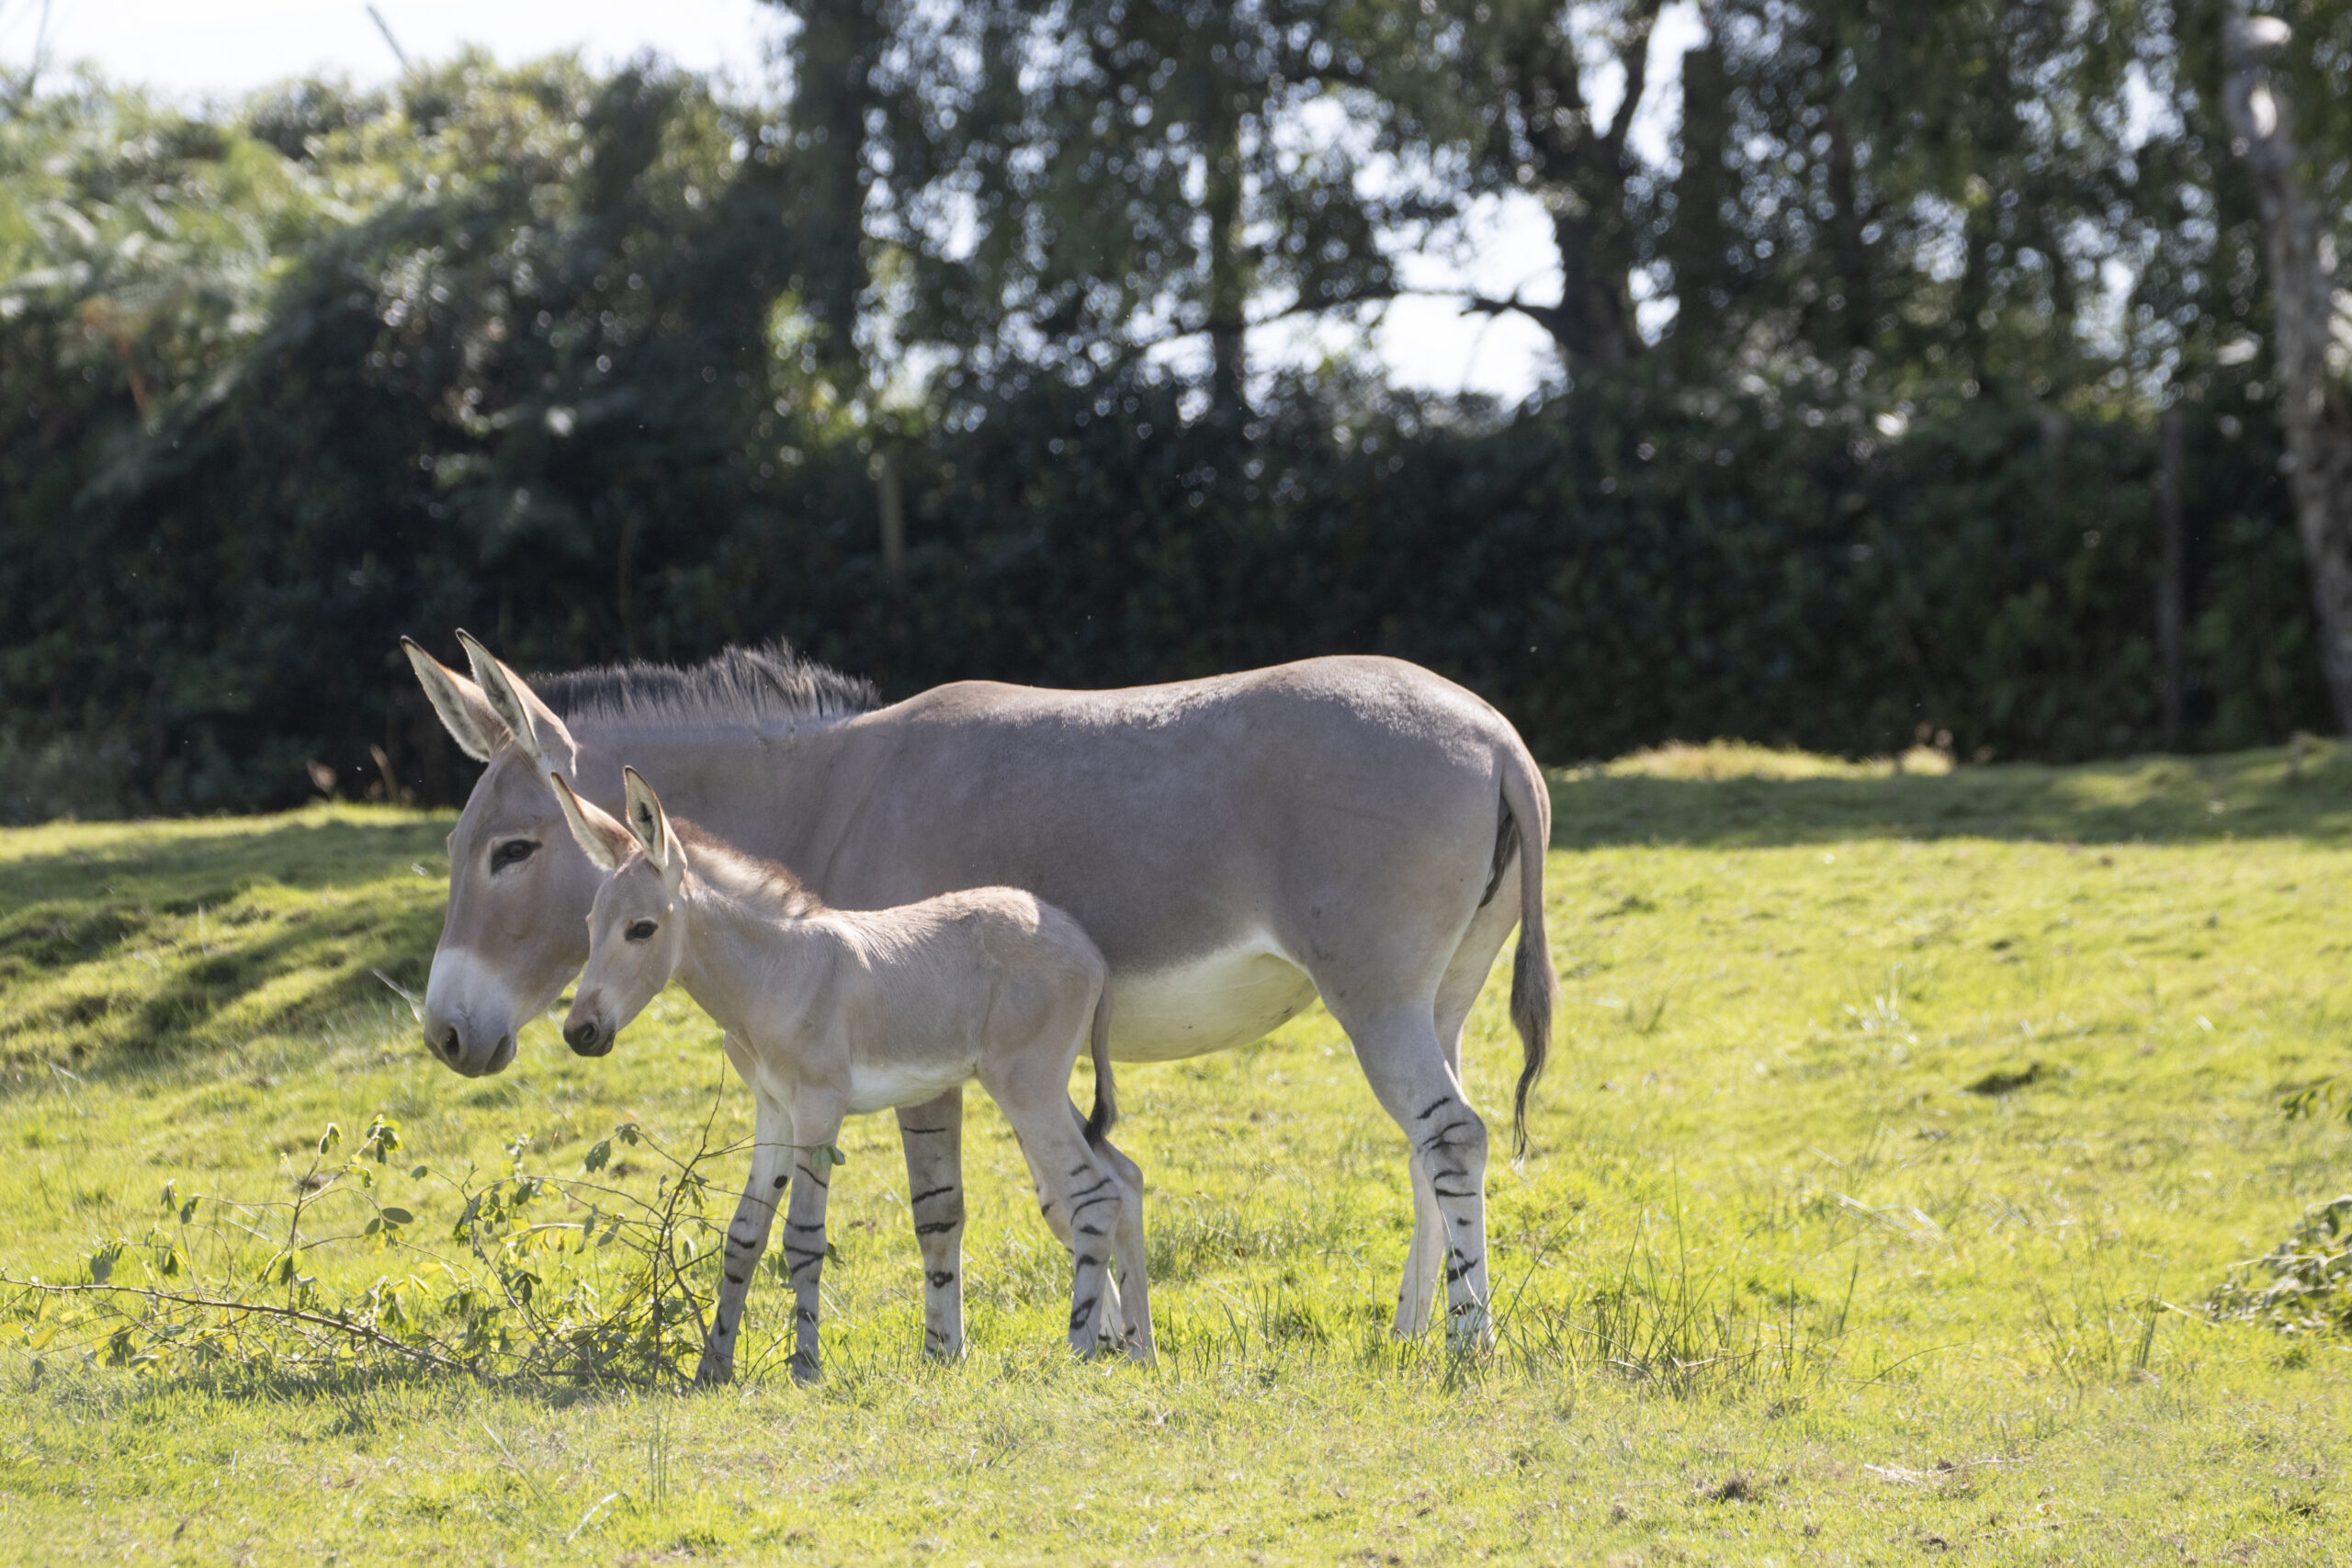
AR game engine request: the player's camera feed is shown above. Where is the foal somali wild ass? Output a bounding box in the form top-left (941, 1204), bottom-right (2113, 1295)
top-left (548, 767), bottom-right (1150, 1381)
top-left (408, 628), bottom-right (1554, 1356)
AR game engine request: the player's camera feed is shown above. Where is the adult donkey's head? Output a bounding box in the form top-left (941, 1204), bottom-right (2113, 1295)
top-left (402, 630), bottom-right (595, 1077)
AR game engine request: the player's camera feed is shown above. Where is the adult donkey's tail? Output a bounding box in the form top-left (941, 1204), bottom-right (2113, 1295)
top-left (1498, 744), bottom-right (1556, 1160)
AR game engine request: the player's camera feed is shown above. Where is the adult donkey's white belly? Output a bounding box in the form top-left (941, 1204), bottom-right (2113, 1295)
top-left (1110, 939), bottom-right (1320, 1063)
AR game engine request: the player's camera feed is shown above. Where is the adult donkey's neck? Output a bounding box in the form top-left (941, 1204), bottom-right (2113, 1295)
top-left (562, 719), bottom-right (866, 892)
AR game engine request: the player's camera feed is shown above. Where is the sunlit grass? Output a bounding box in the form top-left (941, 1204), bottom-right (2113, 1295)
top-left (0, 762), bottom-right (2347, 1562)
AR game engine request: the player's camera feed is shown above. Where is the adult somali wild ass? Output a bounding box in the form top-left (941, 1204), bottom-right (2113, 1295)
top-left (406, 630), bottom-right (1555, 1352)
top-left (548, 766), bottom-right (1151, 1381)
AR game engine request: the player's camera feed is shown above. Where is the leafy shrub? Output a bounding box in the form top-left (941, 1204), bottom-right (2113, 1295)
top-left (2207, 1196), bottom-right (2352, 1338)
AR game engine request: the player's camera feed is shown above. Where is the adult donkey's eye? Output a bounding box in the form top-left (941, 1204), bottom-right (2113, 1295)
top-left (626, 919), bottom-right (659, 942)
top-left (490, 840), bottom-right (538, 872)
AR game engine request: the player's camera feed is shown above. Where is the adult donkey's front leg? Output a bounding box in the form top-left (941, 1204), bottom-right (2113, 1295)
top-left (896, 1089), bottom-right (967, 1359)
top-left (697, 1091), bottom-right (793, 1385)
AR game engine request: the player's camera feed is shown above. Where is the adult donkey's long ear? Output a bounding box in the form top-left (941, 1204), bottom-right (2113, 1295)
top-left (456, 628), bottom-right (578, 773)
top-left (548, 772), bottom-right (629, 873)
top-left (402, 637), bottom-right (502, 761)
top-left (620, 765), bottom-right (684, 890)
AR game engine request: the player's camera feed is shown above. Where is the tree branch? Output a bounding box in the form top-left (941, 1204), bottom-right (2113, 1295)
top-left (1601, 0), bottom-right (1667, 166)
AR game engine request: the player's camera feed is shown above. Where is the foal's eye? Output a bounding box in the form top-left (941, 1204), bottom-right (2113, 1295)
top-left (626, 919), bottom-right (659, 942)
top-left (490, 840), bottom-right (538, 872)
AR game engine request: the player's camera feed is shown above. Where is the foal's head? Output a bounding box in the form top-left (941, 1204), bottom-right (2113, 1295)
top-left (550, 767), bottom-right (689, 1058)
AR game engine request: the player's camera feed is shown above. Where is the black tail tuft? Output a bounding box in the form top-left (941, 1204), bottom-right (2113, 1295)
top-left (1083, 979), bottom-right (1118, 1145)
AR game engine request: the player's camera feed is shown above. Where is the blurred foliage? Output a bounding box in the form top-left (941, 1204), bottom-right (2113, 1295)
top-left (2, 2), bottom-right (2347, 819)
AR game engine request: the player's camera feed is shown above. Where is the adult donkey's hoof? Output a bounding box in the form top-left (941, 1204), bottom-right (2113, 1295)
top-left (1445, 1303), bottom-right (1497, 1355)
top-left (693, 1354), bottom-right (736, 1388)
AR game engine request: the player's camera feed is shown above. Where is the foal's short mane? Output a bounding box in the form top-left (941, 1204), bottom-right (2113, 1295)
top-left (531, 642), bottom-right (879, 731)
top-left (673, 818), bottom-right (822, 917)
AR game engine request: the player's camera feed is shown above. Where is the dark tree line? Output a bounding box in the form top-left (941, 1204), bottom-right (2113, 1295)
top-left (3, 2), bottom-right (2349, 818)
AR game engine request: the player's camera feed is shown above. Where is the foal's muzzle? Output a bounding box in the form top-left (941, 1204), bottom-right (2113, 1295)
top-left (563, 1016), bottom-right (615, 1057)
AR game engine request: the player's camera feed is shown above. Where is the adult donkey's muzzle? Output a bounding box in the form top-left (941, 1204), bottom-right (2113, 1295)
top-left (421, 946), bottom-right (522, 1076)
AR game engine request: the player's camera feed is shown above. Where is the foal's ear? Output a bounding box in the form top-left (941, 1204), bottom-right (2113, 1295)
top-left (620, 766), bottom-right (684, 887)
top-left (455, 629), bottom-right (578, 773)
top-left (548, 772), bottom-right (628, 873)
top-left (402, 637), bottom-right (501, 762)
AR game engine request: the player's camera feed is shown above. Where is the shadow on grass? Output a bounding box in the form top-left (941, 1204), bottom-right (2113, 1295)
top-left (0, 809), bottom-right (451, 1088)
top-left (1551, 743), bottom-right (2352, 848)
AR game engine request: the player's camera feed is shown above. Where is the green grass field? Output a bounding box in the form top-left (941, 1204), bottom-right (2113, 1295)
top-left (1, 742), bottom-right (2347, 1564)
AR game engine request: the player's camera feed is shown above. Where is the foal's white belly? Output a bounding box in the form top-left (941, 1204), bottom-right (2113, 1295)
top-left (1110, 942), bottom-right (1320, 1064)
top-left (845, 1055), bottom-right (977, 1116)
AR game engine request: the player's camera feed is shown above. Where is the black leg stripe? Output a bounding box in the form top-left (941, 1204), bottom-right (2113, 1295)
top-left (915, 1220), bottom-right (957, 1236)
top-left (910, 1185), bottom-right (957, 1204)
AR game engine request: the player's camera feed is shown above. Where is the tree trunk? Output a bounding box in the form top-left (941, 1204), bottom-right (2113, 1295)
top-left (1204, 91), bottom-right (1248, 421)
top-left (781, 0), bottom-right (882, 382)
top-left (2223, 12), bottom-right (2352, 731)
top-left (2157, 406), bottom-right (2187, 750)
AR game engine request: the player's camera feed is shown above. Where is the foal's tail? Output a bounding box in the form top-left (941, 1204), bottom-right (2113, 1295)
top-left (1498, 742), bottom-right (1556, 1162)
top-left (1083, 976), bottom-right (1119, 1145)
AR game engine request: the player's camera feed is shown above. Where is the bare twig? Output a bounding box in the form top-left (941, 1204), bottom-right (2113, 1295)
top-left (0, 1273), bottom-right (476, 1375)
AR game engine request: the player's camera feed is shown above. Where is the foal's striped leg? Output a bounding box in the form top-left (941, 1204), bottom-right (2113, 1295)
top-left (896, 1089), bottom-right (966, 1360)
top-left (1001, 1118), bottom-right (1126, 1357)
top-left (696, 1092), bottom-right (793, 1385)
top-left (780, 1098), bottom-right (847, 1384)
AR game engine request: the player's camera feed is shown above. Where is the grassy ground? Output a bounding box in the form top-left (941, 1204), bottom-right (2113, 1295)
top-left (1, 742), bottom-right (2348, 1563)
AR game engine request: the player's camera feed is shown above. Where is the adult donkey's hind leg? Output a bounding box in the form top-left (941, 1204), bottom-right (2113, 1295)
top-left (1396, 854), bottom-right (1527, 1337)
top-left (896, 1089), bottom-right (967, 1359)
top-left (1335, 996), bottom-right (1496, 1349)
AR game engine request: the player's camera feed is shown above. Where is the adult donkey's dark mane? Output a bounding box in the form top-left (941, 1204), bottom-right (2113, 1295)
top-left (530, 642), bottom-right (880, 729)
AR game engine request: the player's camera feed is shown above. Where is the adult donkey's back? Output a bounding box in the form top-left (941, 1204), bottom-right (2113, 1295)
top-left (407, 638), bottom-right (1555, 1343)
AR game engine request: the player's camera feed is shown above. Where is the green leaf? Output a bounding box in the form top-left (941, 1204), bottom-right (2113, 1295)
top-left (317, 1122), bottom-right (342, 1155)
top-left (379, 1207), bottom-right (413, 1226)
top-left (582, 1138), bottom-right (612, 1173)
